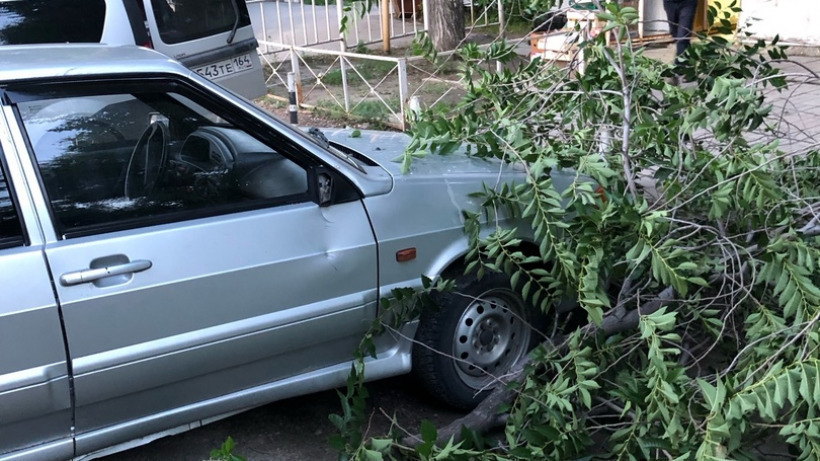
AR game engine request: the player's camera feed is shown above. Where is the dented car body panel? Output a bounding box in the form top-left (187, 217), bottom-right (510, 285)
top-left (0, 45), bottom-right (532, 460)
top-left (323, 128), bottom-right (528, 292)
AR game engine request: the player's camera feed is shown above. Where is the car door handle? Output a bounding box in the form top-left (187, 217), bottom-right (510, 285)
top-left (59, 260), bottom-right (153, 286)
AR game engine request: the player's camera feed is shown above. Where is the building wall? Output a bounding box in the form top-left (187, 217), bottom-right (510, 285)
top-left (739, 0), bottom-right (820, 46)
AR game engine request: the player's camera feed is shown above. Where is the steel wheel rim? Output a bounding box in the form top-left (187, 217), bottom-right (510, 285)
top-left (452, 288), bottom-right (530, 390)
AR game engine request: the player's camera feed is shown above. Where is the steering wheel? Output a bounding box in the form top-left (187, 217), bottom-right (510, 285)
top-left (124, 122), bottom-right (168, 199)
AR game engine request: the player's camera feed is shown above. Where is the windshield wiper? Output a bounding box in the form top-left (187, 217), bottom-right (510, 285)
top-left (307, 127), bottom-right (365, 172)
top-left (227, 0), bottom-right (240, 44)
top-left (308, 127), bottom-right (330, 149)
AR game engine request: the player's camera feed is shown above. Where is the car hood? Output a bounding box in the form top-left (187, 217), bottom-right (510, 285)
top-left (322, 128), bottom-right (522, 180)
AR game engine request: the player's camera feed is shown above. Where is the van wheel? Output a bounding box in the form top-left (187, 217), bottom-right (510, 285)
top-left (412, 271), bottom-right (541, 410)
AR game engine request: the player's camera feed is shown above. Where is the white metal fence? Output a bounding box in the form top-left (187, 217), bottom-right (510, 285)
top-left (248, 0), bottom-right (426, 51)
top-left (247, 0), bottom-right (504, 129)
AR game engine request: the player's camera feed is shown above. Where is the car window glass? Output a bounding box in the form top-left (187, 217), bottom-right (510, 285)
top-left (0, 154), bottom-right (24, 249)
top-left (150, 0), bottom-right (251, 44)
top-left (17, 89), bottom-right (309, 238)
top-left (0, 0), bottom-right (106, 45)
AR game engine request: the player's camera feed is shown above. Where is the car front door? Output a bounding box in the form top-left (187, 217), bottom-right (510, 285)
top-left (0, 111), bottom-right (73, 459)
top-left (8, 79), bottom-right (377, 455)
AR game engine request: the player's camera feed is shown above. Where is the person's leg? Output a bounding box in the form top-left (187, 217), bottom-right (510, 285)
top-left (663, 0), bottom-right (682, 49)
top-left (663, 0), bottom-right (686, 83)
top-left (675, 0), bottom-right (698, 57)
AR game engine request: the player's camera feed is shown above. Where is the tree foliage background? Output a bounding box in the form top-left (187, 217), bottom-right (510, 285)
top-left (333, 1), bottom-right (820, 459)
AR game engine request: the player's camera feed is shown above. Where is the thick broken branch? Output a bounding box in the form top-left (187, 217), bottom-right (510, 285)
top-left (404, 286), bottom-right (677, 447)
top-left (594, 286), bottom-right (676, 336)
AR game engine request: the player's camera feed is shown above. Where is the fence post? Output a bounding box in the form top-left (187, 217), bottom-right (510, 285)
top-left (496, 0), bottom-right (505, 73)
top-left (381, 0), bottom-right (392, 52)
top-left (287, 72), bottom-right (299, 125)
top-left (275, 0), bottom-right (285, 43)
top-left (287, 0), bottom-right (297, 46)
top-left (337, 0), bottom-right (351, 113)
top-left (397, 58), bottom-right (409, 130)
top-left (422, 0), bottom-right (430, 33)
top-left (259, 2), bottom-right (269, 54)
top-left (289, 47), bottom-right (302, 103)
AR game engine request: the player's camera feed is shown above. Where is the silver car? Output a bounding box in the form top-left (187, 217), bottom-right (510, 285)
top-left (0, 45), bottom-right (546, 460)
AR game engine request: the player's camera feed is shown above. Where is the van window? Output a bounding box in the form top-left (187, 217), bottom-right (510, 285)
top-left (0, 0), bottom-right (106, 45)
top-left (150, 0), bottom-right (251, 45)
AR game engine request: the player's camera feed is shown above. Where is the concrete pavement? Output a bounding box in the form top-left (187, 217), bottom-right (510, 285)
top-left (643, 43), bottom-right (820, 155)
top-left (764, 54), bottom-right (820, 154)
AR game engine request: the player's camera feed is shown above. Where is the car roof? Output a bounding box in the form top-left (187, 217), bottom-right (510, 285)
top-left (0, 45), bottom-right (187, 83)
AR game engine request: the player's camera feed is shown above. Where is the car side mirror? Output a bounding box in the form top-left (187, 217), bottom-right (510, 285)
top-left (310, 167), bottom-right (334, 206)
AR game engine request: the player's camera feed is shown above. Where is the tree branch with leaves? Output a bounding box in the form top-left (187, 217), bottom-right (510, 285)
top-left (334, 1), bottom-right (820, 459)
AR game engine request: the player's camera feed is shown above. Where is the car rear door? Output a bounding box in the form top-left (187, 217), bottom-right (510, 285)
top-left (7, 78), bottom-right (377, 455)
top-left (143, 0), bottom-right (267, 99)
top-left (0, 108), bottom-right (73, 460)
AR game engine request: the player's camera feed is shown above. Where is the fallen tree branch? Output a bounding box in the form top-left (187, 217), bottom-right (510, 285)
top-left (403, 286), bottom-right (677, 447)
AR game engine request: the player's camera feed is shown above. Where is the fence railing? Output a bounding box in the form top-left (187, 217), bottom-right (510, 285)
top-left (247, 0), bottom-right (505, 129)
top-left (248, 0), bottom-right (426, 52)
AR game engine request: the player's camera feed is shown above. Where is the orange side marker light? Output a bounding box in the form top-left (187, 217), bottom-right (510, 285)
top-left (396, 248), bottom-right (417, 262)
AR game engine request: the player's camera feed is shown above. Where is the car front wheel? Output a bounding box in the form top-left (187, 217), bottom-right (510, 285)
top-left (412, 271), bottom-right (541, 410)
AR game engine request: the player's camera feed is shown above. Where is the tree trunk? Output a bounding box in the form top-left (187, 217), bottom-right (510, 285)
top-left (427, 0), bottom-right (465, 51)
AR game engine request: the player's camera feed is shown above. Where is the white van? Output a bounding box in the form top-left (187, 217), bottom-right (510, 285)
top-left (0, 0), bottom-right (267, 100)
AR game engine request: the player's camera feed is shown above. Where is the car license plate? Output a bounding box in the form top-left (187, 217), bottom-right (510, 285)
top-left (195, 53), bottom-right (254, 80)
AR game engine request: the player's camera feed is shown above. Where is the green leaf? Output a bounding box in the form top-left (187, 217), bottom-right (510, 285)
top-left (328, 413), bottom-right (345, 430)
top-left (369, 438), bottom-right (392, 452)
top-left (688, 276), bottom-right (710, 287)
top-left (699, 378), bottom-right (718, 410)
top-left (420, 419), bottom-right (437, 444)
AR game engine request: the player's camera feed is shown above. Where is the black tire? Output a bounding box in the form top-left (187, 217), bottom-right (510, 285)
top-left (412, 270), bottom-right (544, 410)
